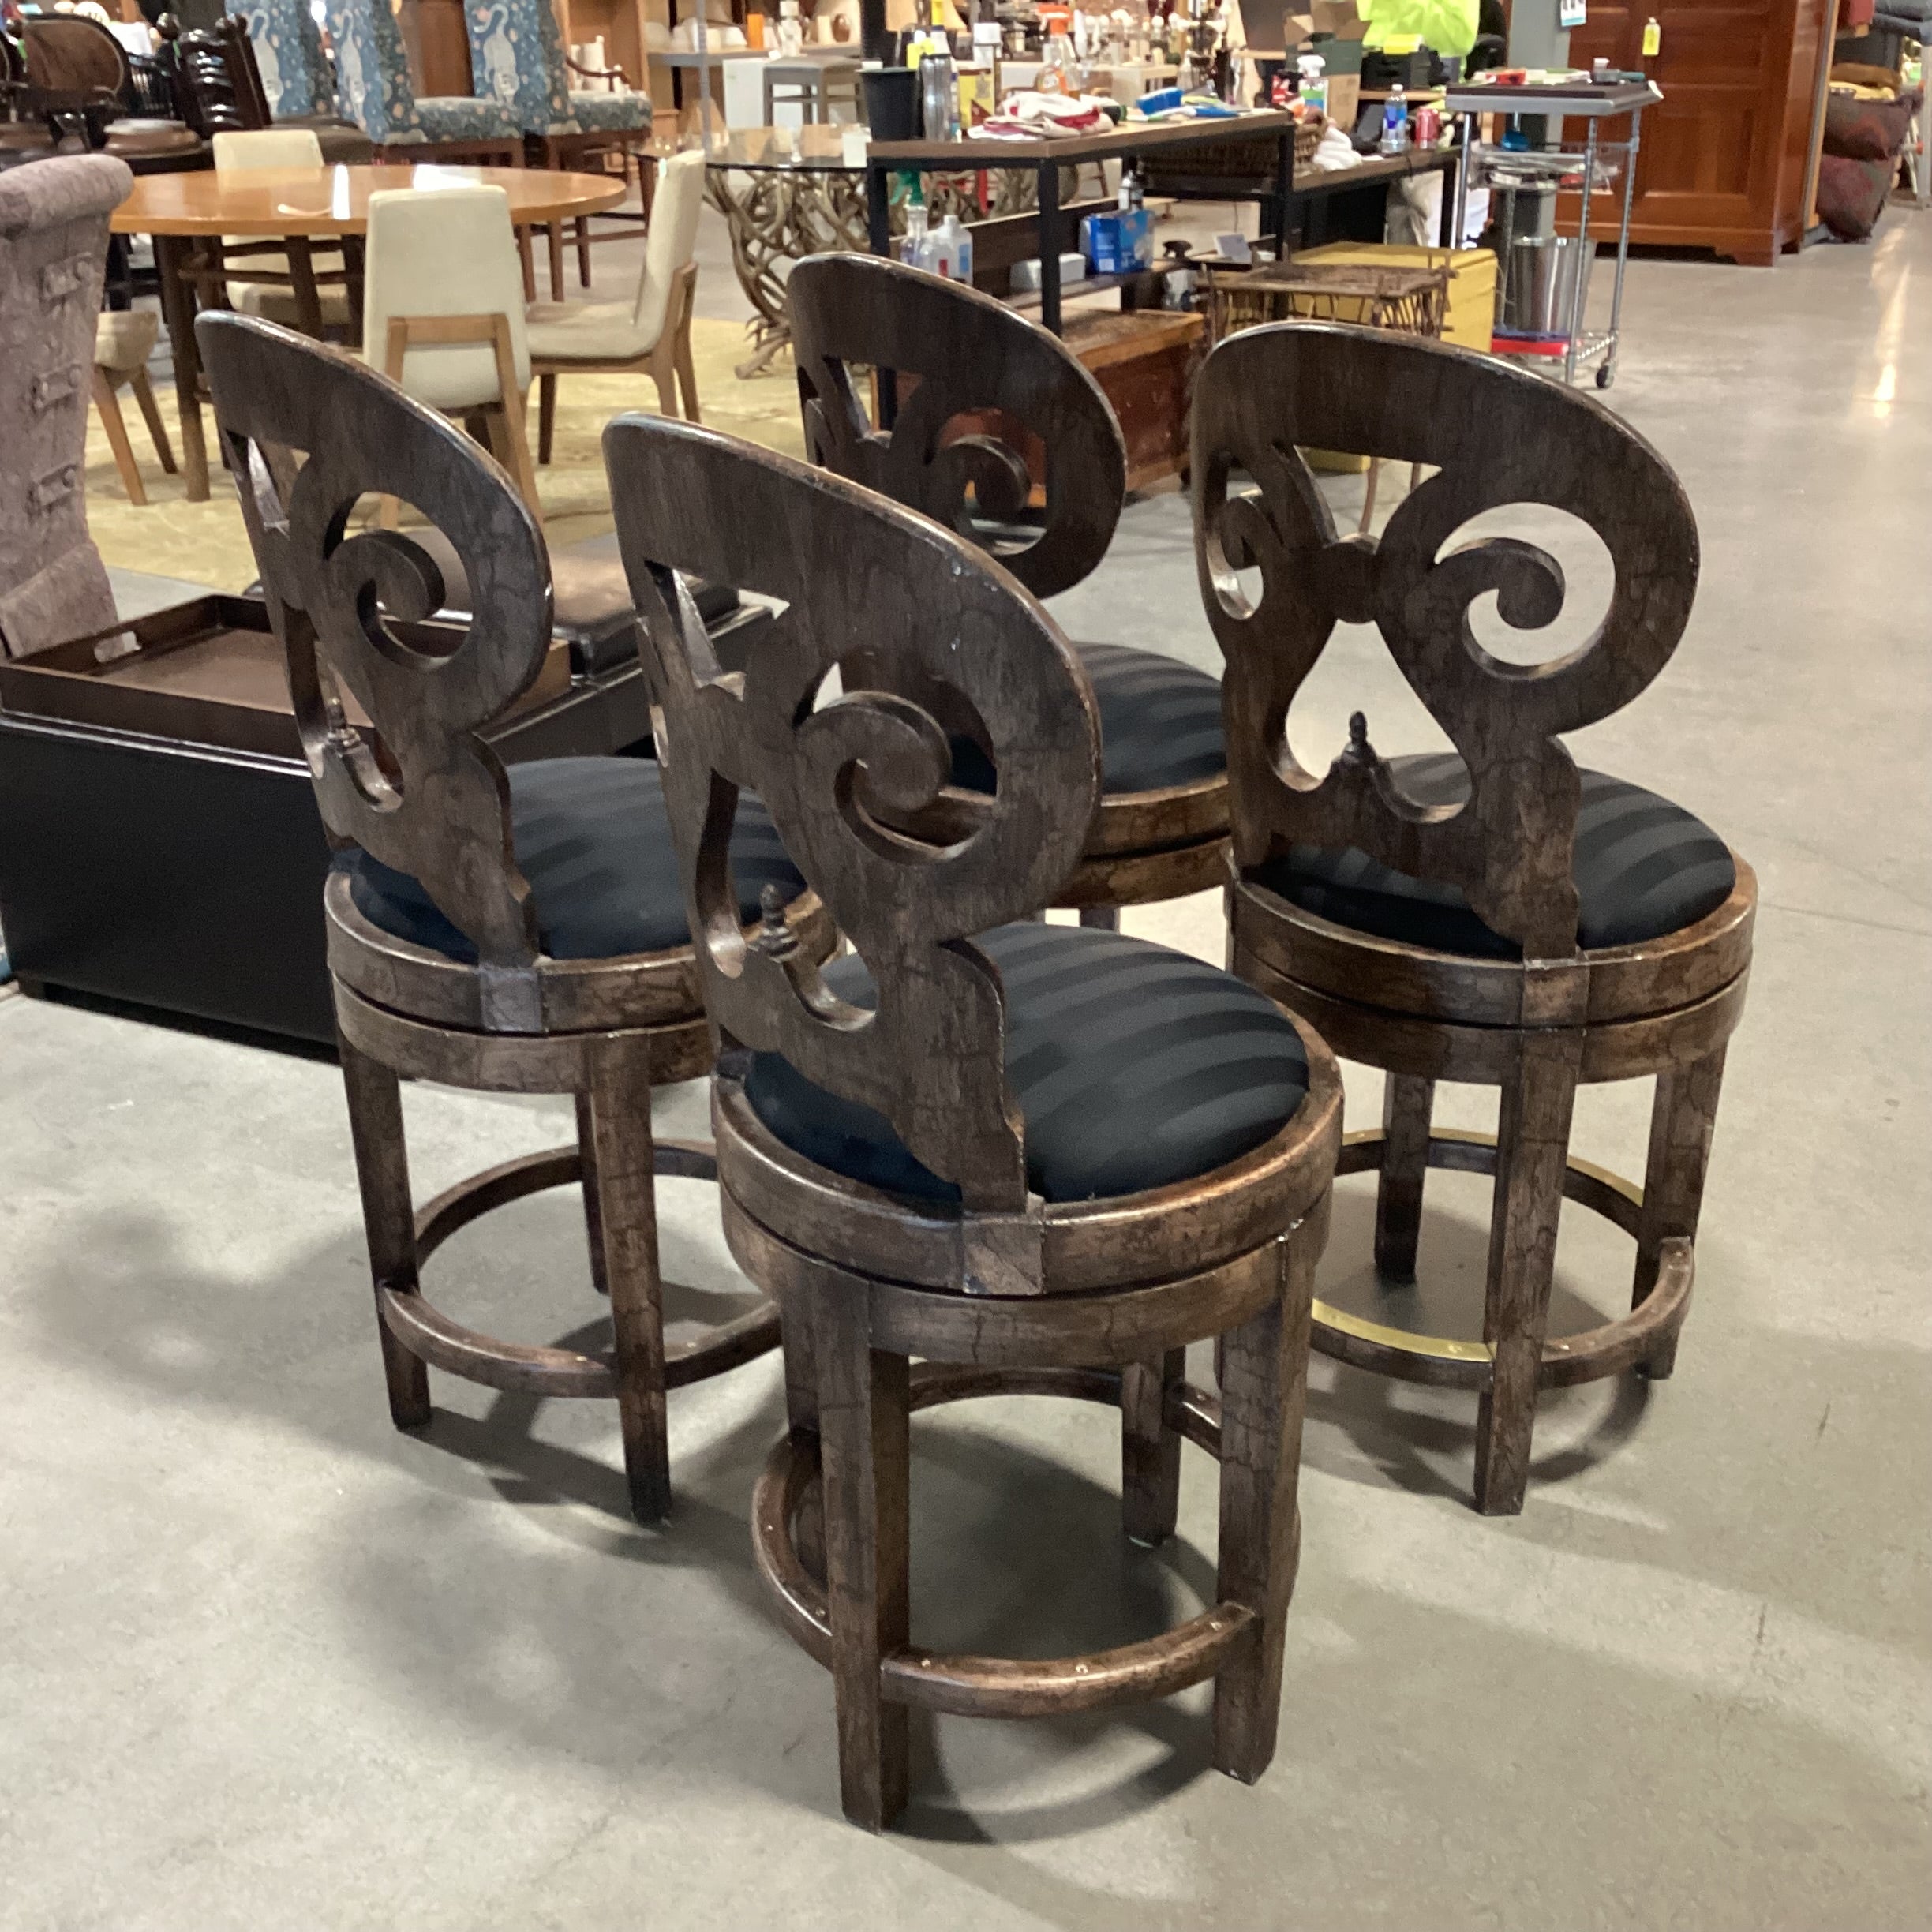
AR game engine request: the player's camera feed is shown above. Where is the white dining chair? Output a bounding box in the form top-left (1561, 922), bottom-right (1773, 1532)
top-left (526, 145), bottom-right (704, 464)
top-left (363, 182), bottom-right (541, 522)
top-left (211, 125), bottom-right (353, 332)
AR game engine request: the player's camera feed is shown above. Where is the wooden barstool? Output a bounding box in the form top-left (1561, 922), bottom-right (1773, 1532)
top-left (787, 252), bottom-right (1231, 932)
top-left (604, 414), bottom-right (1342, 1829)
top-left (197, 313), bottom-right (832, 1523)
top-left (1193, 323), bottom-right (1755, 1517)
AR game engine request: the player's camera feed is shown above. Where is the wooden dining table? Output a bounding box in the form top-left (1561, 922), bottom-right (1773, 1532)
top-left (111, 163), bottom-right (628, 500)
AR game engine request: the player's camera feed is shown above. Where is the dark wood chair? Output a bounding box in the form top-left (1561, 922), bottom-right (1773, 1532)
top-left (159, 13), bottom-right (369, 160)
top-left (195, 312), bottom-right (834, 1524)
top-left (1193, 323), bottom-right (1755, 1517)
top-left (786, 252), bottom-right (1231, 932)
top-left (17, 13), bottom-right (203, 163)
top-left (605, 413), bottom-right (1342, 1829)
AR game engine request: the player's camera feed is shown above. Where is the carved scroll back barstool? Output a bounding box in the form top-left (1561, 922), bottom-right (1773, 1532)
top-left (605, 413), bottom-right (1342, 1829)
top-left (1194, 323), bottom-right (1754, 1518)
top-left (197, 313), bottom-right (830, 1523)
top-left (787, 253), bottom-right (1231, 932)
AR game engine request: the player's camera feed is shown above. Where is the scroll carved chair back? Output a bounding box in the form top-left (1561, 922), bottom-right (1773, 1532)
top-left (1193, 323), bottom-right (1699, 963)
top-left (787, 252), bottom-right (1126, 601)
top-left (604, 414), bottom-right (1102, 1217)
top-left (162, 13), bottom-right (269, 137)
top-left (196, 312), bottom-right (556, 987)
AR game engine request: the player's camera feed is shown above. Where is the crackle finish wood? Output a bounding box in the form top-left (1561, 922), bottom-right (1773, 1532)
top-left (196, 313), bottom-right (812, 1523)
top-left (1194, 322), bottom-right (1754, 1516)
top-left (606, 411), bottom-right (1341, 1827)
top-left (787, 251), bottom-right (1231, 925)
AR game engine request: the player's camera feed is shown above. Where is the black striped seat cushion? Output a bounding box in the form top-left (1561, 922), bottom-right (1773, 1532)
top-left (340, 757), bottom-right (803, 964)
top-left (1253, 754), bottom-right (1736, 960)
top-left (744, 923), bottom-right (1308, 1206)
top-left (948, 642), bottom-right (1226, 797)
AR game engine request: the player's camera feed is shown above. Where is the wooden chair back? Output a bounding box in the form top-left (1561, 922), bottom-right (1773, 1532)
top-left (163, 13), bottom-right (271, 137)
top-left (1193, 323), bottom-right (1699, 962)
top-left (604, 414), bottom-right (1100, 1218)
top-left (21, 14), bottom-right (129, 100)
top-left (787, 252), bottom-right (1126, 601)
top-left (195, 312), bottom-right (556, 978)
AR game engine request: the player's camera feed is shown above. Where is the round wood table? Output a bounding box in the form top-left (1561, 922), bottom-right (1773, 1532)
top-left (112, 164), bottom-right (628, 500)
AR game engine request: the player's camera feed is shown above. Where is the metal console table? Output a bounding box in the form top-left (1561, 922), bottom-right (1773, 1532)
top-left (1444, 77), bottom-right (1660, 388)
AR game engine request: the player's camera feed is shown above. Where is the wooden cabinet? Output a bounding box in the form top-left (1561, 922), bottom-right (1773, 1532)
top-left (1567, 0), bottom-right (1833, 264)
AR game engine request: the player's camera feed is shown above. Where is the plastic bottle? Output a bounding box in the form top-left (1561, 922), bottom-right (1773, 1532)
top-left (920, 48), bottom-right (960, 140)
top-left (1297, 52), bottom-right (1327, 118)
top-left (1380, 80), bottom-right (1408, 154)
top-left (1041, 21), bottom-right (1084, 94)
top-left (934, 212), bottom-right (973, 282)
top-left (899, 180), bottom-right (929, 267)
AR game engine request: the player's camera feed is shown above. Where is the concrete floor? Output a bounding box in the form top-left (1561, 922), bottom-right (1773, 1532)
top-left (3, 209), bottom-right (1929, 1930)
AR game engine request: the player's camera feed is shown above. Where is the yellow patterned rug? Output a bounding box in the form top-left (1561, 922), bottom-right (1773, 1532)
top-left (83, 318), bottom-right (804, 591)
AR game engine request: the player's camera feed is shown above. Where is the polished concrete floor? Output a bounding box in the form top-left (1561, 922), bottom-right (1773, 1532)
top-left (3, 208), bottom-right (1929, 1930)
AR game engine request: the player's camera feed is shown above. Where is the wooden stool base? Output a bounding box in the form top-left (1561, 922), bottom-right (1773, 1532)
top-left (1314, 1125), bottom-right (1694, 1393)
top-left (752, 1363), bottom-right (1280, 1722)
top-left (376, 1137), bottom-right (781, 1432)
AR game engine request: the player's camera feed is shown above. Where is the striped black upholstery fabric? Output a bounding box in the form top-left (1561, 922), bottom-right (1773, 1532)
top-left (1255, 754), bottom-right (1736, 960)
top-left (744, 923), bottom-right (1309, 1205)
top-left (948, 642), bottom-right (1225, 796)
top-left (342, 757), bottom-right (803, 964)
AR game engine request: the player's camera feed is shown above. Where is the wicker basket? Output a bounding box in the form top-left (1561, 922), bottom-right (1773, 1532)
top-left (1204, 260), bottom-right (1451, 346)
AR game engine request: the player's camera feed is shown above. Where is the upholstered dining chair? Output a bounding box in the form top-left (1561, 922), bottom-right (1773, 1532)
top-left (364, 183), bottom-right (541, 519)
top-left (462, 0), bottom-right (653, 298)
top-left (786, 253), bottom-right (1231, 933)
top-left (210, 126), bottom-right (355, 334)
top-left (321, 0), bottom-right (522, 161)
top-left (528, 146), bottom-right (702, 462)
top-left (92, 308), bottom-right (176, 504)
top-left (2, 152), bottom-right (128, 659)
top-left (196, 311), bottom-right (834, 1523)
top-left (605, 412), bottom-right (1342, 1830)
top-left (1193, 323), bottom-right (1755, 1517)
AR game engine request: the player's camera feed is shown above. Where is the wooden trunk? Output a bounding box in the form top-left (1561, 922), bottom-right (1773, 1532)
top-left (1064, 309), bottom-right (1204, 493)
top-left (1565, 0), bottom-right (1834, 264)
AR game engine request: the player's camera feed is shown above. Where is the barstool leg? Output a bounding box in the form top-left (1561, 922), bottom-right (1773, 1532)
top-left (575, 1091), bottom-right (610, 1298)
top-left (1121, 1348), bottom-right (1185, 1546)
top-left (336, 1028), bottom-right (431, 1430)
top-left (780, 1281), bottom-right (826, 1582)
top-left (814, 1287), bottom-right (912, 1830)
top-left (583, 1041), bottom-right (672, 1525)
top-left (1211, 1228), bottom-right (1316, 1782)
top-left (1374, 1073), bottom-right (1435, 1282)
top-left (1633, 1043), bottom-right (1728, 1381)
top-left (1473, 1035), bottom-right (1581, 1516)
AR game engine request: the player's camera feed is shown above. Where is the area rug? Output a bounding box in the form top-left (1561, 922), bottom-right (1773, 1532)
top-left (81, 317), bottom-right (805, 592)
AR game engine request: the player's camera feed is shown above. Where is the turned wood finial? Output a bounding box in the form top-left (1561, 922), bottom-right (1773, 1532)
top-left (751, 882), bottom-right (799, 960)
top-left (1343, 711), bottom-right (1374, 766)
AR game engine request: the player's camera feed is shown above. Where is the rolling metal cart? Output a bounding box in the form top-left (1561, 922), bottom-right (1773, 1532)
top-left (1445, 78), bottom-right (1660, 388)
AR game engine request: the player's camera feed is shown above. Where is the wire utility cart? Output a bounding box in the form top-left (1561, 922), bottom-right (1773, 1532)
top-left (1444, 78), bottom-right (1659, 389)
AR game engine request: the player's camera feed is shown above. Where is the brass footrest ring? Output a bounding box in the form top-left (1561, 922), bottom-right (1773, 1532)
top-left (1314, 1127), bottom-right (1690, 1393)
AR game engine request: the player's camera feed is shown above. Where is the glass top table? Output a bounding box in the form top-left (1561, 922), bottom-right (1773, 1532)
top-left (698, 125), bottom-right (863, 173)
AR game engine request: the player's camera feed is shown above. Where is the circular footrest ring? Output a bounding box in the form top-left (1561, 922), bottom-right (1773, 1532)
top-left (379, 1136), bottom-right (778, 1398)
top-left (751, 1363), bottom-right (1264, 1720)
top-left (1315, 1127), bottom-right (1691, 1393)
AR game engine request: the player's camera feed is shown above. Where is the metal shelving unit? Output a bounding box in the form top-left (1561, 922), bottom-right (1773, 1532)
top-left (1444, 78), bottom-right (1659, 389)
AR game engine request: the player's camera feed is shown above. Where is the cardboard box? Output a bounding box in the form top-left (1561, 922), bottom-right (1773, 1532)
top-left (1308, 0), bottom-right (1366, 39)
top-left (1080, 207), bottom-right (1155, 275)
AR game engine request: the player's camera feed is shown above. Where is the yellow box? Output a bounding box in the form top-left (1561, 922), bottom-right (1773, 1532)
top-left (1290, 242), bottom-right (1499, 350)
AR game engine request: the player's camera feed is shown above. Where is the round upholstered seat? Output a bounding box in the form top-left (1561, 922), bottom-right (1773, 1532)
top-left (745, 923), bottom-right (1308, 1205)
top-left (342, 755), bottom-right (803, 963)
top-left (1254, 754), bottom-right (1737, 959)
top-left (947, 642), bottom-right (1225, 798)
